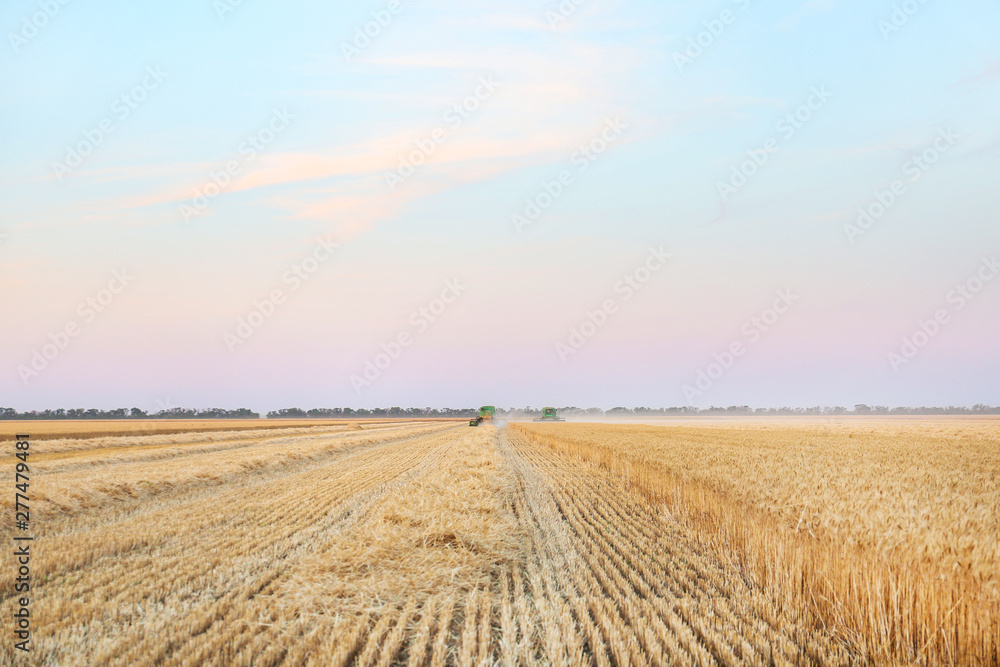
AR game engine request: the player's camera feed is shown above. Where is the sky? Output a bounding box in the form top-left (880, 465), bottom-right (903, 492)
top-left (1, 0), bottom-right (998, 412)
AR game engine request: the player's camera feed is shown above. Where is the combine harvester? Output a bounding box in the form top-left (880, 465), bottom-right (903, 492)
top-left (533, 407), bottom-right (565, 422)
top-left (469, 406), bottom-right (495, 427)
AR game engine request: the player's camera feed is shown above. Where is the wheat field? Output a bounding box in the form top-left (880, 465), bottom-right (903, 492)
top-left (513, 419), bottom-right (1000, 666)
top-left (0, 419), bottom-right (432, 442)
top-left (2, 419), bottom-right (996, 665)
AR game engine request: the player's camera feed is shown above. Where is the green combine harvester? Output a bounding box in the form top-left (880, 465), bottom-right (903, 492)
top-left (469, 405), bottom-right (496, 427)
top-left (533, 407), bottom-right (565, 422)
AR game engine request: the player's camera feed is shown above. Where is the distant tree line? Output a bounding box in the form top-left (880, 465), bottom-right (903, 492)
top-left (0, 407), bottom-right (259, 420)
top-left (2, 404), bottom-right (997, 421)
top-left (270, 404), bottom-right (1000, 418)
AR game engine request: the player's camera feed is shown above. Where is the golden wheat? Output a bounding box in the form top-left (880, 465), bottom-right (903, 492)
top-left (513, 419), bottom-right (1000, 665)
top-left (3, 419), bottom-right (992, 664)
top-left (0, 419), bottom-right (433, 442)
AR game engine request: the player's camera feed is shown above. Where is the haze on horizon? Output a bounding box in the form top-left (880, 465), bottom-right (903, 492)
top-left (1, 0), bottom-right (998, 413)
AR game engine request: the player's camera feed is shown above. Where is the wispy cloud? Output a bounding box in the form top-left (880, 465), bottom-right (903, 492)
top-left (81, 20), bottom-right (645, 236)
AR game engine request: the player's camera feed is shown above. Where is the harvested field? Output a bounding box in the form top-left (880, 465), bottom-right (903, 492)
top-left (0, 419), bottom-right (454, 440)
top-left (0, 419), bottom-right (449, 442)
top-left (3, 420), bottom-right (996, 665)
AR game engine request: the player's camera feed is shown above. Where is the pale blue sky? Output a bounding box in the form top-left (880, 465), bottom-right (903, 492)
top-left (1, 0), bottom-right (998, 411)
